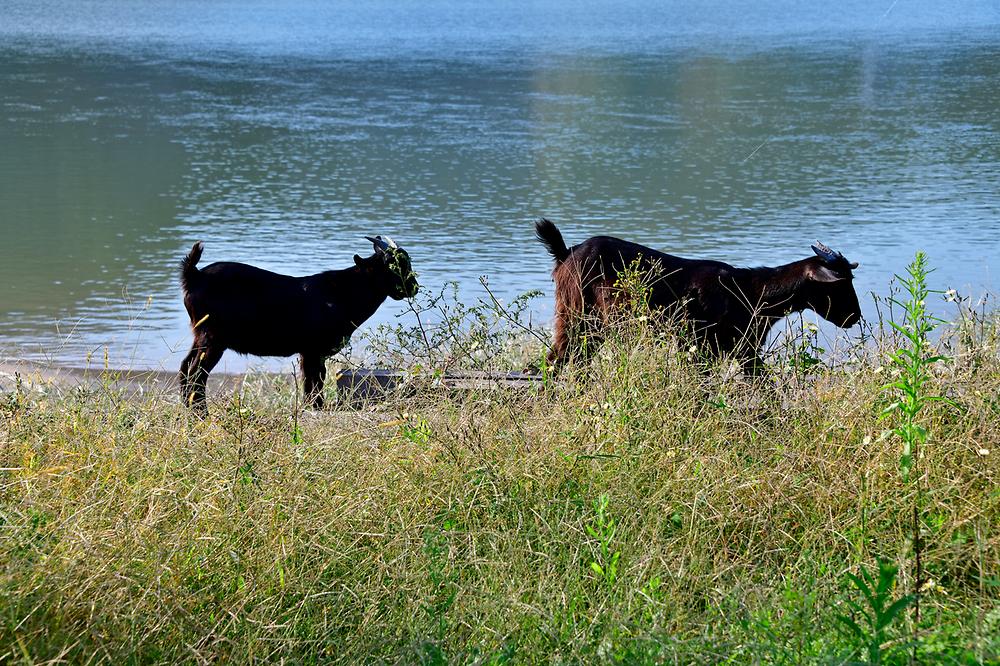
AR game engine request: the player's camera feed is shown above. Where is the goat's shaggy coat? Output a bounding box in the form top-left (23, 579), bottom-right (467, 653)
top-left (535, 219), bottom-right (861, 373)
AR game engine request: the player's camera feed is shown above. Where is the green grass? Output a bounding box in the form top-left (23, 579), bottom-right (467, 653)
top-left (2, 276), bottom-right (999, 664)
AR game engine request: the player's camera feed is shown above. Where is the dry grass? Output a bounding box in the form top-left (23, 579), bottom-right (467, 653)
top-left (1, 300), bottom-right (999, 664)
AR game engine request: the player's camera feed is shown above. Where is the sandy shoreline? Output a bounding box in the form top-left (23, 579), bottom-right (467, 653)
top-left (0, 358), bottom-right (292, 394)
top-left (0, 358), bottom-right (542, 402)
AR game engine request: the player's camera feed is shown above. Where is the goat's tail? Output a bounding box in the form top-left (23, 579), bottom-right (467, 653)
top-left (535, 218), bottom-right (570, 265)
top-left (180, 241), bottom-right (204, 292)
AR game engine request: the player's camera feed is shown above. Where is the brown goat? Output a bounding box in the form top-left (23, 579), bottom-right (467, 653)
top-left (535, 218), bottom-right (861, 374)
top-left (179, 236), bottom-right (418, 415)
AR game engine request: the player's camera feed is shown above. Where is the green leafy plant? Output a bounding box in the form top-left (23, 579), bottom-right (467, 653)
top-left (364, 280), bottom-right (545, 372)
top-left (781, 317), bottom-right (825, 376)
top-left (419, 525), bottom-right (458, 663)
top-left (401, 414), bottom-right (432, 445)
top-left (881, 251), bottom-right (952, 660)
top-left (586, 494), bottom-right (621, 588)
top-left (883, 251), bottom-right (947, 482)
top-left (837, 560), bottom-right (915, 665)
top-left (613, 257), bottom-right (655, 318)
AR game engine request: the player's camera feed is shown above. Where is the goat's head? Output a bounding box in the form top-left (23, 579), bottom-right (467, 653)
top-left (802, 242), bottom-right (862, 328)
top-left (357, 235), bottom-right (419, 300)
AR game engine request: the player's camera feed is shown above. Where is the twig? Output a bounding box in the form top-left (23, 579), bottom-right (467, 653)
top-left (478, 276), bottom-right (549, 348)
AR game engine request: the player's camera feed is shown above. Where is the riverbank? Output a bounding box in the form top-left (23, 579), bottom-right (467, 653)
top-left (0, 358), bottom-right (280, 398)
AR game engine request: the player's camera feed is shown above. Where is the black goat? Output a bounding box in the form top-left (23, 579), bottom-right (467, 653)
top-left (179, 236), bottom-right (418, 414)
top-left (535, 218), bottom-right (861, 374)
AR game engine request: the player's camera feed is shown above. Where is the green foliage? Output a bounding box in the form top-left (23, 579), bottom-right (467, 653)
top-left (401, 413), bottom-right (432, 445)
top-left (837, 560), bottom-right (915, 665)
top-left (878, 251), bottom-right (955, 662)
top-left (586, 494), bottom-right (621, 589)
top-left (418, 525), bottom-right (458, 663)
top-left (612, 256), bottom-right (655, 317)
top-left (782, 317), bottom-right (826, 376)
top-left (364, 279), bottom-right (545, 372)
top-left (882, 251), bottom-right (948, 481)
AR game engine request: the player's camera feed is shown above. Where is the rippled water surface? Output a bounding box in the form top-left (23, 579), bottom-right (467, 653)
top-left (2, 1), bottom-right (998, 370)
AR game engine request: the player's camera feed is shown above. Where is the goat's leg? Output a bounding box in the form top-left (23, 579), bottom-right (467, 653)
top-left (179, 347), bottom-right (197, 405)
top-left (549, 317), bottom-right (604, 371)
top-left (546, 315), bottom-right (571, 370)
top-left (181, 341), bottom-right (223, 416)
top-left (179, 342), bottom-right (208, 409)
top-left (300, 354), bottom-right (328, 409)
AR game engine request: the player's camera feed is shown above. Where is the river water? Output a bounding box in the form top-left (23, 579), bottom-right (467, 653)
top-left (2, 1), bottom-right (998, 370)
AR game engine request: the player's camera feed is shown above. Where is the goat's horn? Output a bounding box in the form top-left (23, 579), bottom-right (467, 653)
top-left (365, 236), bottom-right (390, 251)
top-left (811, 241), bottom-right (842, 263)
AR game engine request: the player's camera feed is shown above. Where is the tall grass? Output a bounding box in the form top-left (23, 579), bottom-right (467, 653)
top-left (1, 261), bottom-right (998, 664)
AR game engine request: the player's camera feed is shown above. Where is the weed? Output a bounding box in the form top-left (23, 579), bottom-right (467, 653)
top-left (837, 560), bottom-right (915, 665)
top-left (401, 413), bottom-right (432, 445)
top-left (881, 251), bottom-right (953, 660)
top-left (883, 251), bottom-right (947, 482)
top-left (586, 494), bottom-right (621, 589)
top-left (418, 525), bottom-right (458, 662)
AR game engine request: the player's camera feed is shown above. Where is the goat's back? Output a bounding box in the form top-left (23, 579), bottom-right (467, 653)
top-left (555, 235), bottom-right (732, 306)
top-left (185, 261), bottom-right (308, 310)
top-left (182, 262), bottom-right (351, 356)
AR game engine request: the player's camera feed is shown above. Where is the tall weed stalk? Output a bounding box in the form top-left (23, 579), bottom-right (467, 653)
top-left (881, 251), bottom-right (948, 659)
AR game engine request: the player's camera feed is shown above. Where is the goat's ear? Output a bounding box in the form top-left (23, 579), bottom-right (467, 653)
top-left (354, 254), bottom-right (364, 266)
top-left (810, 264), bottom-right (847, 283)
